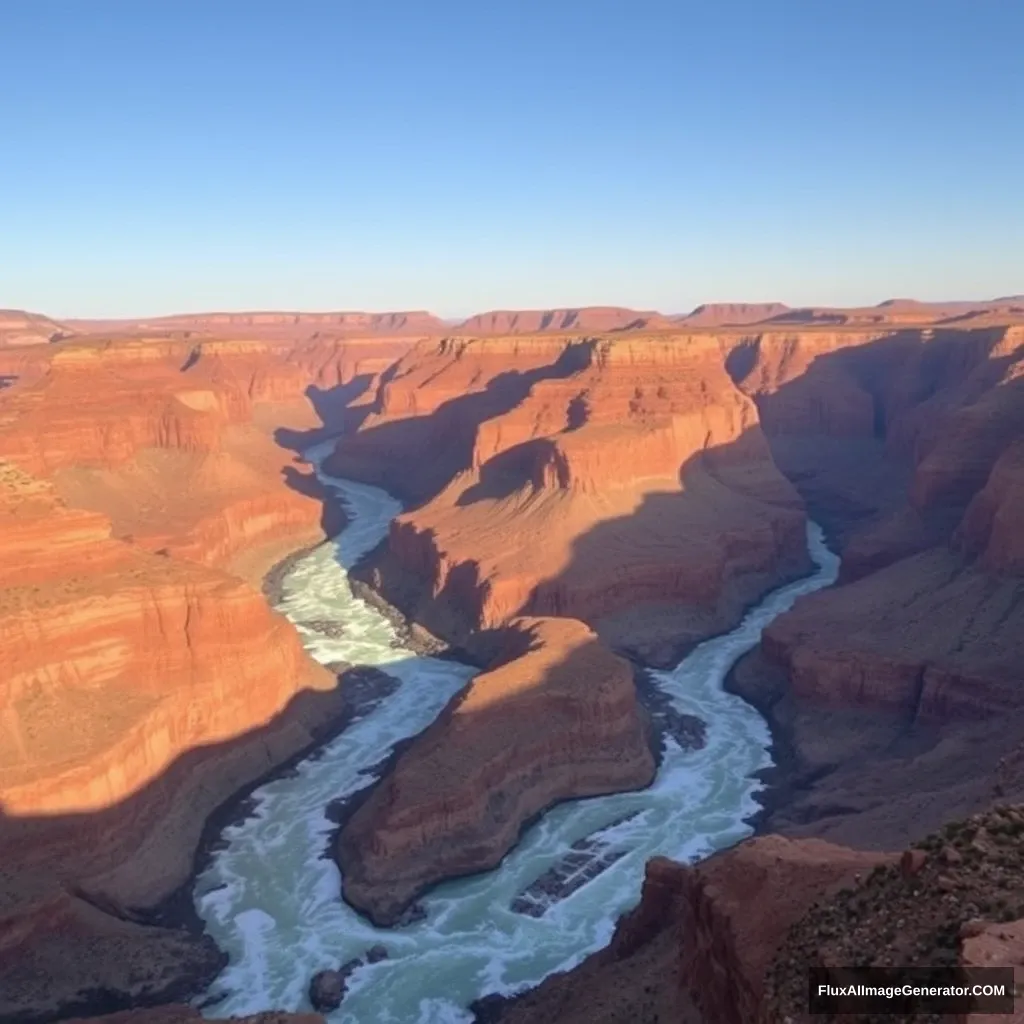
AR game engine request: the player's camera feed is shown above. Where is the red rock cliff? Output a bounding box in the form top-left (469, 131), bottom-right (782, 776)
top-left (336, 332), bottom-right (809, 665)
top-left (336, 616), bottom-right (655, 925)
top-left (0, 330), bottom-right (381, 1019)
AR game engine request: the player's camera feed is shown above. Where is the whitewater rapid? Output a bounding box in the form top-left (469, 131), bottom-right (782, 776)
top-left (194, 440), bottom-right (840, 1023)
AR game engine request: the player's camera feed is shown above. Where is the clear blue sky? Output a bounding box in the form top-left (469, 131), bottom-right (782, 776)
top-left (2, 0), bottom-right (1022, 318)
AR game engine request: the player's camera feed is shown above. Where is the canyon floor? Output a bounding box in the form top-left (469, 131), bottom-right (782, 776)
top-left (1, 299), bottom-right (1023, 1023)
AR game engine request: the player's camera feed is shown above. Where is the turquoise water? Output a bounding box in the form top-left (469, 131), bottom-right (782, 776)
top-left (195, 440), bottom-right (839, 1022)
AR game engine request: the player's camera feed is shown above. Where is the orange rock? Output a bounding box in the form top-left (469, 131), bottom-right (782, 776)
top-left (0, 331), bottom-right (378, 1018)
top-left (61, 309), bottom-right (445, 338)
top-left (454, 306), bottom-right (673, 334)
top-left (675, 302), bottom-right (790, 327)
top-left (337, 616), bottom-right (655, 924)
top-left (0, 463), bottom-right (338, 905)
top-left (676, 836), bottom-right (895, 1024)
top-left (959, 917), bottom-right (1024, 1024)
top-left (0, 308), bottom-right (69, 346)
top-left (336, 332), bottom-right (809, 663)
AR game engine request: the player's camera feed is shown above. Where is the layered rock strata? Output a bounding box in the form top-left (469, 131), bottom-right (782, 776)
top-left (333, 332), bottom-right (810, 665)
top-left (481, 838), bottom-right (893, 1024)
top-left (725, 323), bottom-right (1024, 848)
top-left (0, 330), bottom-right (391, 1019)
top-left (337, 616), bottom-right (656, 924)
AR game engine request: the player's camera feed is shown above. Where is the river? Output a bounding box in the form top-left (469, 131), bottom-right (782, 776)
top-left (194, 440), bottom-right (840, 1023)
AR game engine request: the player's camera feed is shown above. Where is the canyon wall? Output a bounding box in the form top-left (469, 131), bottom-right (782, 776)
top-left (0, 329), bottom-right (392, 1020)
top-left (333, 331), bottom-right (810, 666)
top-left (484, 838), bottom-right (894, 1024)
top-left (454, 307), bottom-right (676, 334)
top-left (337, 616), bottom-right (655, 924)
top-left (720, 322), bottom-right (1024, 849)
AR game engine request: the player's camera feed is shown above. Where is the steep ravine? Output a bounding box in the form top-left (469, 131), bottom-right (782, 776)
top-left (192, 442), bottom-right (840, 1023)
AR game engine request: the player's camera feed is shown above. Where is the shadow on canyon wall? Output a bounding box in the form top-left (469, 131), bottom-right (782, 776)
top-left (274, 373), bottom-right (378, 453)
top-left (0, 662), bottom-right (374, 1022)
top-left (5, 324), bottom-right (1024, 1020)
top-left (322, 324), bottom-right (1024, 846)
top-left (322, 340), bottom-right (595, 505)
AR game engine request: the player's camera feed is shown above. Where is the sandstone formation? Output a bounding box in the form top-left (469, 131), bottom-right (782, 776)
top-left (482, 838), bottom-right (893, 1024)
top-left (0, 327), bottom-right (393, 1020)
top-left (337, 616), bottom-right (655, 924)
top-left (0, 308), bottom-right (68, 346)
top-left (766, 806), bottom-right (1024, 1022)
top-left (454, 306), bottom-right (675, 334)
top-left (332, 331), bottom-right (810, 666)
top-left (960, 918), bottom-right (1024, 1024)
top-left (720, 322), bottom-right (1024, 849)
top-left (681, 836), bottom-right (895, 1024)
top-left (61, 309), bottom-right (446, 338)
top-left (674, 302), bottom-right (791, 326)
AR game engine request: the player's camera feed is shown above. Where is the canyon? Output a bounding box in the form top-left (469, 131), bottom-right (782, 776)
top-left (0, 324), bottom-right (416, 1020)
top-left (1, 296), bottom-right (1023, 1023)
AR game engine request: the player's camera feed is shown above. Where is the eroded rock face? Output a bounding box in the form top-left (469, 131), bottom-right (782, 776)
top-left (766, 807), bottom-right (1024, 1023)
top-left (961, 918), bottom-right (1024, 1024)
top-left (679, 836), bottom-right (895, 1024)
top-left (0, 308), bottom-right (68, 346)
top-left (480, 839), bottom-right (893, 1024)
top-left (61, 309), bottom-right (445, 338)
top-left (0, 331), bottom-right (389, 1019)
top-left (454, 307), bottom-right (674, 334)
top-left (0, 336), bottom-right (345, 569)
top-left (719, 321), bottom-right (1024, 851)
top-left (335, 332), bottom-right (810, 663)
top-left (337, 616), bottom-right (656, 925)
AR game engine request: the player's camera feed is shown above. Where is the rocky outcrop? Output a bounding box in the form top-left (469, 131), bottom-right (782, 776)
top-left (0, 309), bottom-right (68, 346)
top-left (337, 616), bottom-right (655, 925)
top-left (62, 309), bottom-right (446, 338)
top-left (337, 332), bottom-right (809, 665)
top-left (766, 807), bottom-right (1024, 1022)
top-left (478, 839), bottom-right (892, 1024)
top-left (680, 836), bottom-right (894, 1024)
top-left (454, 307), bottom-right (674, 334)
top-left (960, 917), bottom-right (1024, 1024)
top-left (0, 460), bottom-right (340, 905)
top-left (675, 302), bottom-right (790, 326)
top-left (0, 330), bottom-right (388, 1020)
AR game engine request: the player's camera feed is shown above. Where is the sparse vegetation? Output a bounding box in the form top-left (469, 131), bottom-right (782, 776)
top-left (765, 805), bottom-right (1024, 1023)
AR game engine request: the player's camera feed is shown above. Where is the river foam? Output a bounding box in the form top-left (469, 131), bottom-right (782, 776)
top-left (195, 441), bottom-right (840, 1022)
